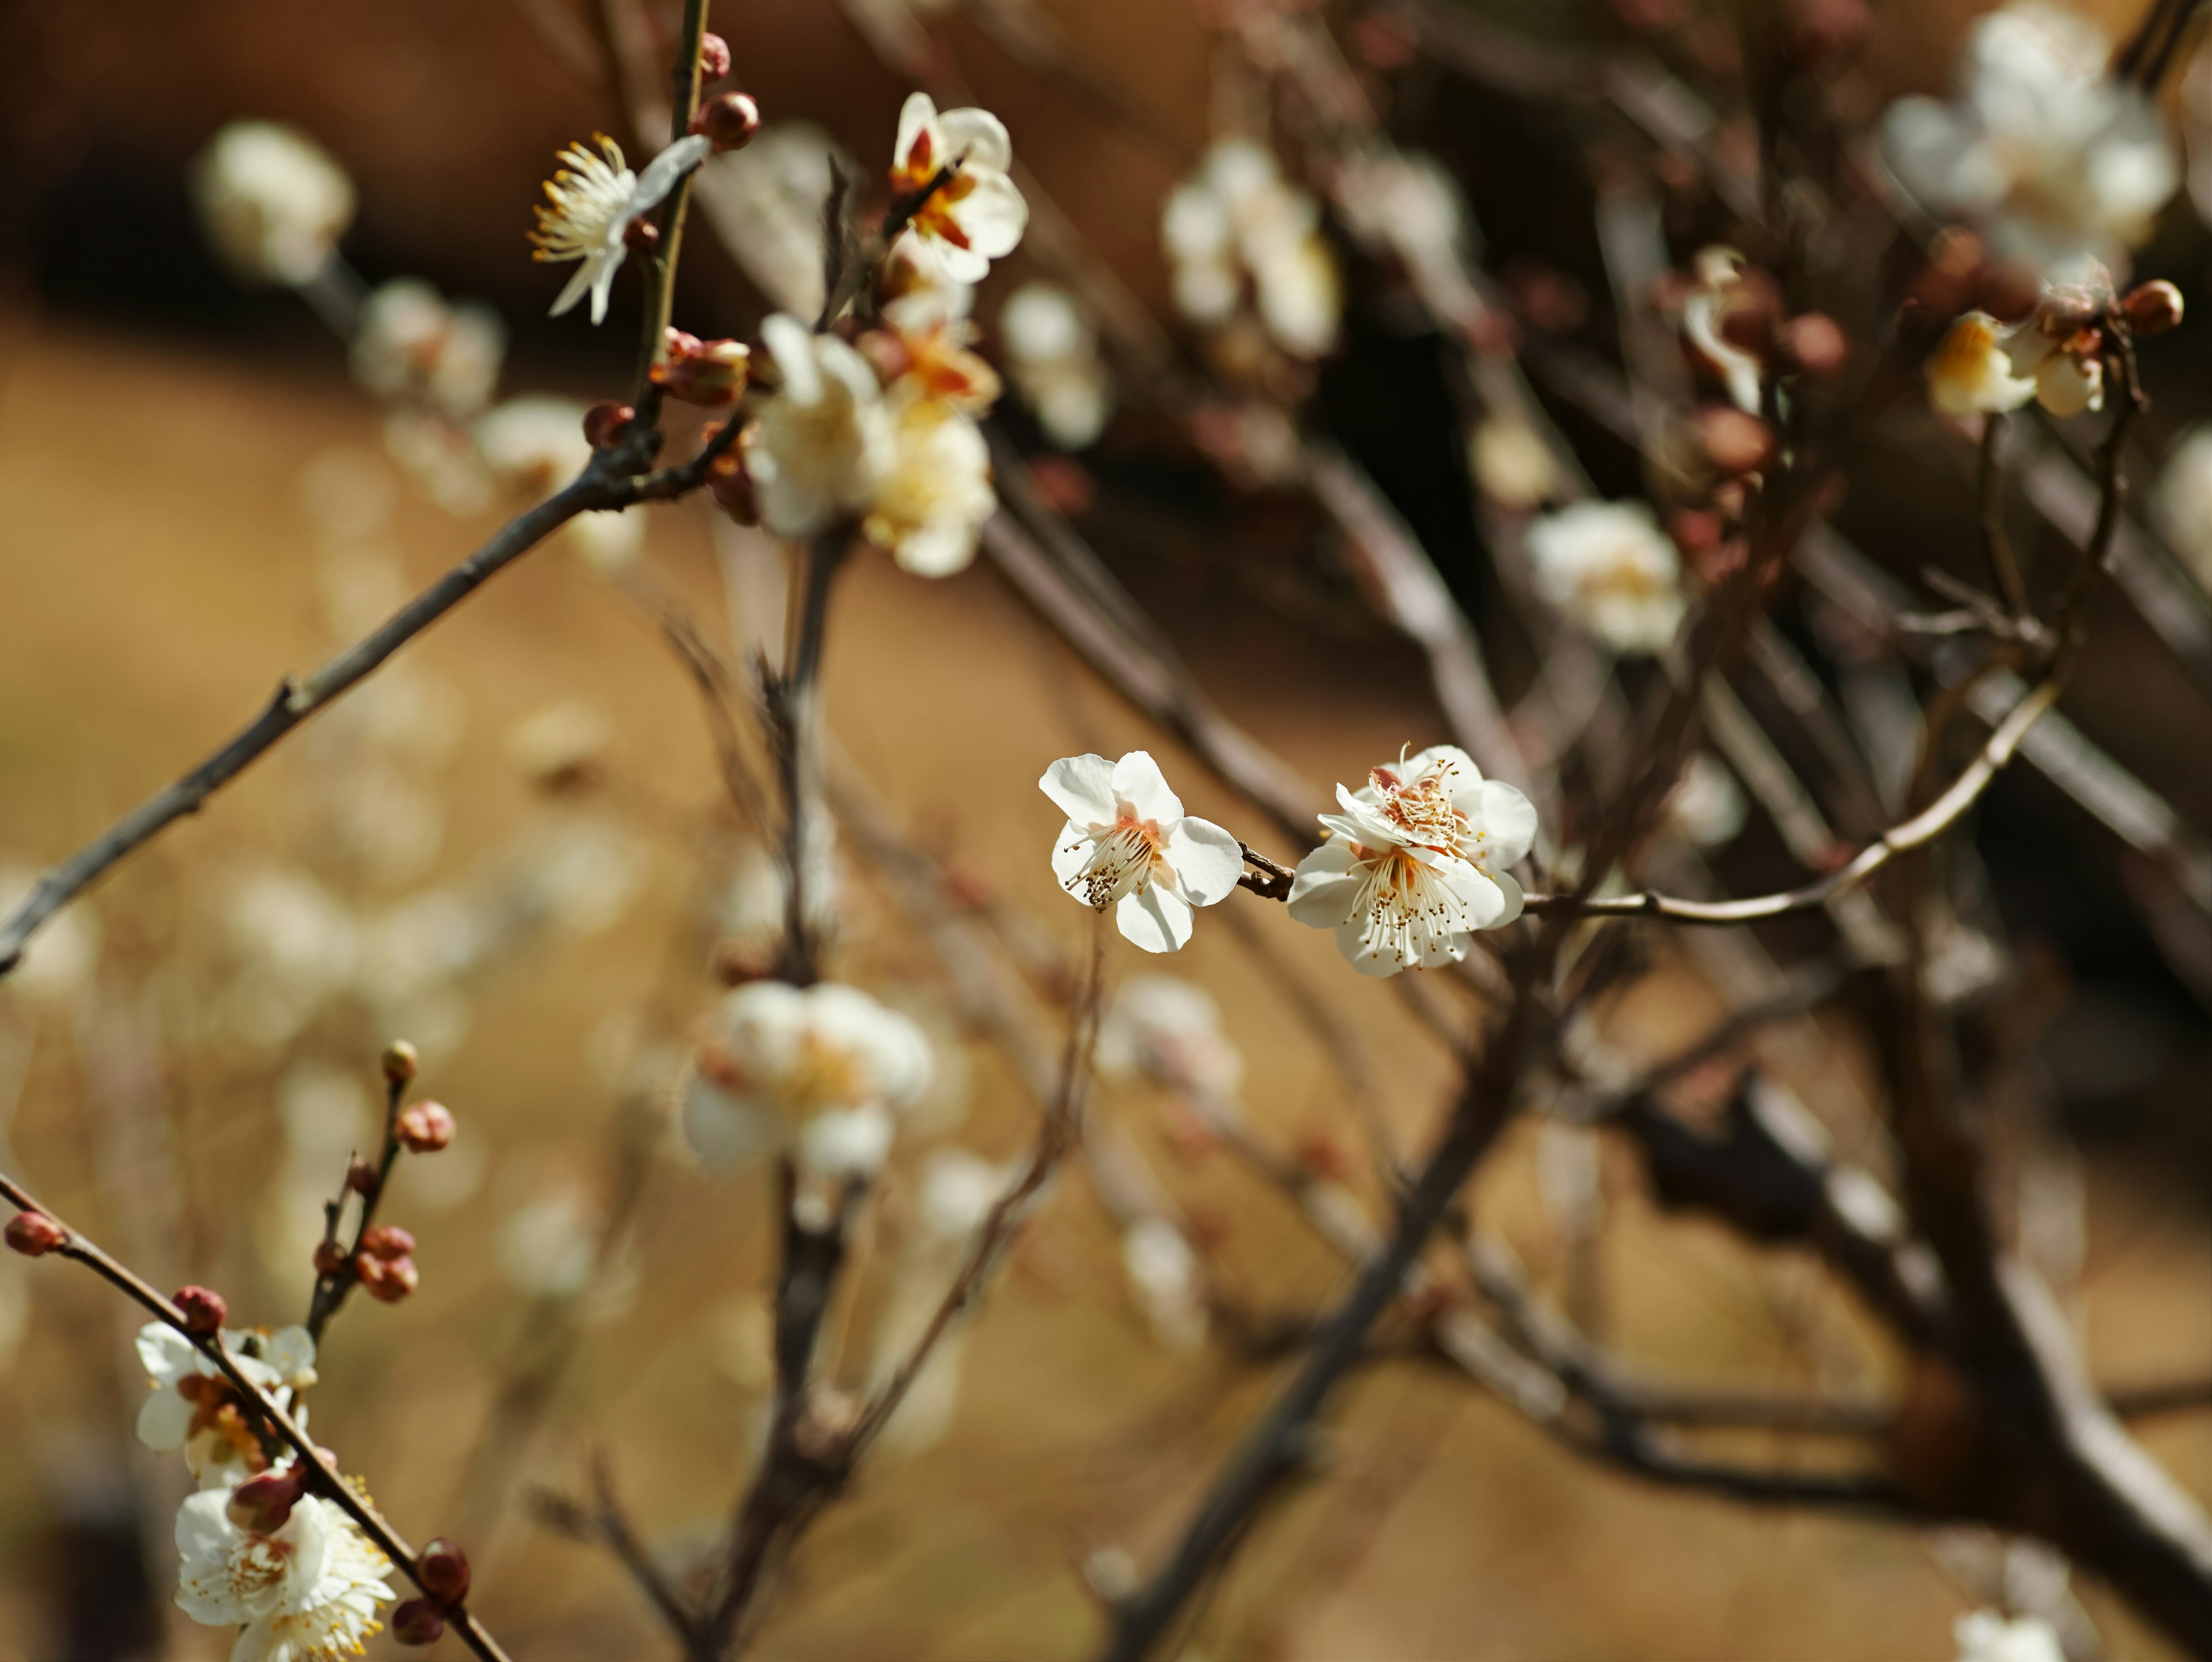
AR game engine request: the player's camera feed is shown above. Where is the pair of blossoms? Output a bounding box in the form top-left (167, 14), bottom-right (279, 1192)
top-left (1041, 746), bottom-right (1537, 976)
top-left (531, 90), bottom-right (1028, 579)
top-left (1926, 262), bottom-right (2183, 419)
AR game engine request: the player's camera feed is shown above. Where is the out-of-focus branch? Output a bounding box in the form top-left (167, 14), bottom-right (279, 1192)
top-left (533, 1459), bottom-right (703, 1646)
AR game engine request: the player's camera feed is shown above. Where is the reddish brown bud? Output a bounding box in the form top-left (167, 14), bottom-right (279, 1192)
top-left (1668, 507), bottom-right (1725, 556)
top-left (583, 402), bottom-right (635, 450)
top-left (312, 1239), bottom-right (349, 1277)
top-left (623, 217), bottom-right (661, 254)
top-left (415, 1538), bottom-right (472, 1605)
top-left (1693, 406), bottom-right (1776, 476)
top-left (345, 1156), bottom-right (379, 1194)
top-left (1777, 312), bottom-right (1849, 377)
top-left (381, 1040), bottom-right (419, 1085)
top-left (5, 1210), bottom-right (64, 1257)
top-left (392, 1600), bottom-right (446, 1646)
top-left (650, 329), bottom-right (752, 406)
top-left (705, 440), bottom-right (759, 525)
top-left (2122, 279), bottom-right (2185, 336)
top-left (691, 92), bottom-right (761, 154)
top-left (396, 1100), bottom-right (455, 1153)
top-left (1294, 1132), bottom-right (1353, 1184)
top-left (698, 32), bottom-right (732, 80)
top-left (356, 1253), bottom-right (419, 1304)
top-left (173, 1285), bottom-right (228, 1334)
top-left (360, 1225), bottom-right (416, 1261)
top-left (226, 1466), bottom-right (308, 1534)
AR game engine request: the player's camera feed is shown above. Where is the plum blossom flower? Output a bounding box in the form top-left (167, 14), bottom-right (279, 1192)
top-left (173, 1488), bottom-right (393, 1661)
top-left (2154, 424), bottom-right (2212, 589)
top-left (1121, 1216), bottom-right (1207, 1349)
top-left (683, 982), bottom-right (933, 1175)
top-left (1288, 745), bottom-right (1536, 978)
top-left (192, 122), bottom-right (357, 286)
top-left (1095, 976), bottom-right (1243, 1099)
top-left (1953, 1610), bottom-right (2065, 1662)
top-left (862, 393), bottom-right (996, 577)
top-left (1162, 139), bottom-right (1340, 358)
top-left (1000, 283), bottom-right (1113, 450)
top-left (1040, 752), bottom-right (1243, 953)
top-left (1926, 312), bottom-right (2039, 417)
top-left (351, 279), bottom-right (505, 418)
top-left (1883, 2), bottom-right (2177, 273)
top-left (137, 1323), bottom-right (316, 1490)
top-left (1525, 501), bottom-right (1687, 655)
top-left (1665, 753), bottom-right (1748, 850)
top-left (531, 133), bottom-right (712, 324)
top-left (888, 93), bottom-right (1029, 285)
top-left (746, 313), bottom-right (895, 538)
top-left (1927, 270), bottom-right (2113, 419)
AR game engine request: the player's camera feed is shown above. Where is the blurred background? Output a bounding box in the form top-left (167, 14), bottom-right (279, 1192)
top-left (5, 1), bottom-right (2212, 1658)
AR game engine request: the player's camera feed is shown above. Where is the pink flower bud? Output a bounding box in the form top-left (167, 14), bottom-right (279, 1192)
top-left (691, 92), bottom-right (762, 153)
top-left (699, 32), bottom-right (732, 80)
top-left (226, 1466), bottom-right (308, 1534)
top-left (381, 1040), bottom-right (419, 1085)
top-left (357, 1254), bottom-right (419, 1304)
top-left (623, 217), bottom-right (661, 253)
top-left (312, 1239), bottom-right (349, 1277)
top-left (415, 1538), bottom-right (472, 1604)
top-left (704, 434), bottom-right (758, 524)
top-left (650, 330), bottom-right (752, 407)
top-left (2122, 280), bottom-right (2184, 337)
top-left (173, 1285), bottom-right (227, 1334)
top-left (396, 1101), bottom-right (455, 1153)
top-left (392, 1599), bottom-right (446, 1646)
top-left (5, 1210), bottom-right (64, 1257)
top-left (583, 402), bottom-right (635, 450)
top-left (360, 1225), bottom-right (416, 1261)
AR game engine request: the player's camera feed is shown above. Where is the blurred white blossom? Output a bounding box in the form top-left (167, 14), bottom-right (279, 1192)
top-left (1665, 754), bottom-right (1748, 850)
top-left (1000, 283), bottom-right (1112, 450)
top-left (2154, 425), bottom-right (2212, 590)
top-left (691, 123), bottom-right (849, 319)
top-left (1926, 306), bottom-right (2104, 419)
top-left (1883, 3), bottom-right (2177, 272)
top-left (531, 132), bottom-right (711, 324)
top-left (173, 1488), bottom-right (392, 1658)
top-left (1469, 419), bottom-right (1559, 512)
top-left (748, 313), bottom-right (895, 537)
top-left (1095, 976), bottom-right (1243, 1099)
top-left (1953, 1610), bottom-right (2065, 1662)
top-left (1526, 501), bottom-right (1686, 656)
top-left (1162, 139), bottom-right (1340, 358)
top-left (497, 1179), bottom-right (602, 1298)
top-left (1121, 1216), bottom-right (1206, 1350)
top-left (865, 391), bottom-right (997, 577)
top-left (887, 93), bottom-right (1029, 285)
top-left (1041, 751), bottom-right (1243, 953)
top-left (1681, 247), bottom-right (1764, 414)
top-left (475, 394), bottom-right (639, 561)
top-left (135, 1323), bottom-right (316, 1489)
top-left (351, 279), bottom-right (506, 418)
top-left (191, 121), bottom-right (356, 286)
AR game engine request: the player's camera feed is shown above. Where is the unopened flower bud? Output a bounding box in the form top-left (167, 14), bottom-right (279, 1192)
top-left (396, 1100), bottom-right (455, 1153)
top-left (381, 1040), bottom-right (419, 1085)
top-left (1777, 313), bottom-right (1849, 377)
top-left (5, 1210), bottom-right (64, 1257)
top-left (226, 1466), bottom-right (308, 1534)
top-left (173, 1285), bottom-right (228, 1334)
top-left (2122, 280), bottom-right (2184, 337)
top-left (651, 330), bottom-right (752, 407)
top-left (1976, 262), bottom-right (2042, 325)
top-left (360, 1224), bottom-right (416, 1261)
top-left (392, 1599), bottom-right (446, 1646)
top-left (415, 1538), bottom-right (472, 1604)
top-left (583, 402), bottom-right (635, 449)
top-left (706, 442), bottom-right (759, 525)
top-left (623, 217), bottom-right (661, 253)
top-left (312, 1239), bottom-right (349, 1277)
top-left (1694, 406), bottom-right (1776, 476)
top-left (791, 1387), bottom-right (863, 1465)
top-left (699, 32), bottom-right (732, 79)
top-left (356, 1253), bottom-right (419, 1303)
top-left (345, 1156), bottom-right (379, 1194)
top-left (691, 92), bottom-right (762, 153)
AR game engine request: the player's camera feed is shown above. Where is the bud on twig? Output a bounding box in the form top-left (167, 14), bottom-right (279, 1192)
top-left (346, 1156), bottom-right (379, 1194)
top-left (706, 439), bottom-right (759, 525)
top-left (1777, 313), bottom-right (1848, 377)
top-left (226, 1466), bottom-right (308, 1534)
top-left (1693, 406), bottom-right (1777, 476)
top-left (360, 1225), bottom-right (416, 1261)
top-left (415, 1538), bottom-right (472, 1604)
top-left (381, 1040), bottom-right (419, 1085)
top-left (313, 1239), bottom-right (349, 1277)
top-left (174, 1285), bottom-right (228, 1334)
top-left (650, 330), bottom-right (752, 406)
top-left (396, 1100), bottom-right (455, 1153)
top-left (356, 1254), bottom-right (419, 1304)
top-left (583, 402), bottom-right (635, 449)
top-left (392, 1600), bottom-right (446, 1646)
top-left (691, 92), bottom-right (762, 153)
top-left (2122, 280), bottom-right (2185, 336)
top-left (5, 1210), bottom-right (64, 1257)
top-left (623, 217), bottom-right (661, 253)
top-left (699, 32), bottom-right (732, 80)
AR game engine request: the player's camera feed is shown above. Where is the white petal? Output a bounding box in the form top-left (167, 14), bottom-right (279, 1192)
top-left (586, 256), bottom-right (624, 325)
top-left (891, 517), bottom-right (982, 577)
top-left (1051, 819), bottom-right (1096, 898)
top-left (1040, 754), bottom-right (1118, 826)
top-left (137, 1385), bottom-right (194, 1452)
top-left (229, 1622), bottom-right (277, 1662)
top-left (895, 92), bottom-right (942, 173)
top-left (1112, 751), bottom-right (1183, 824)
top-left (761, 312), bottom-right (823, 406)
top-left (633, 134), bottom-right (711, 211)
top-left (920, 233), bottom-right (991, 285)
top-left (1488, 869), bottom-right (1526, 927)
top-left (137, 1322), bottom-right (199, 1385)
top-left (682, 1078), bottom-right (785, 1171)
top-left (1116, 885), bottom-right (1194, 953)
top-left (1473, 779), bottom-right (1539, 869)
top-left (937, 107), bottom-right (1013, 173)
top-left (1163, 817), bottom-right (1244, 907)
top-left (946, 171), bottom-right (1028, 260)
top-left (549, 256), bottom-right (601, 319)
top-left (1286, 839), bottom-right (1361, 928)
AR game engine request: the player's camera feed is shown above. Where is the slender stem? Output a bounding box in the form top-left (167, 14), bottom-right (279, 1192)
top-left (1978, 417), bottom-right (2031, 619)
top-left (0, 1172), bottom-right (512, 1662)
top-left (305, 1071), bottom-right (405, 1341)
top-left (772, 530), bottom-right (850, 985)
top-left (631, 0), bottom-right (714, 422)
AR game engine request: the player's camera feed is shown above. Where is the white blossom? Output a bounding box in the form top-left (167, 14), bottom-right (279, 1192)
top-left (888, 93), bottom-right (1029, 285)
top-left (747, 313), bottom-right (896, 537)
top-left (173, 1488), bottom-right (393, 1661)
top-left (1469, 419), bottom-right (1559, 512)
top-left (1926, 295), bottom-right (2109, 420)
top-left (136, 1324), bottom-right (316, 1490)
top-left (1040, 752), bottom-right (1244, 953)
top-left (191, 122), bottom-right (357, 286)
top-left (916, 1148), bottom-right (1010, 1241)
top-left (1288, 745), bottom-right (1536, 978)
top-left (1525, 501), bottom-right (1687, 655)
top-left (1095, 976), bottom-right (1244, 1099)
top-left (683, 981), bottom-right (933, 1172)
top-left (1001, 282), bottom-right (1113, 450)
top-left (531, 133), bottom-right (711, 324)
top-left (1162, 139), bottom-right (1340, 358)
top-left (1665, 753), bottom-right (1748, 850)
top-left (1883, 2), bottom-right (2177, 272)
top-left (1121, 1216), bottom-right (1206, 1349)
top-left (1954, 1610), bottom-right (2065, 1662)
top-left (862, 392), bottom-right (996, 577)
top-left (350, 279), bottom-right (505, 418)
top-left (2154, 424), bottom-right (2212, 590)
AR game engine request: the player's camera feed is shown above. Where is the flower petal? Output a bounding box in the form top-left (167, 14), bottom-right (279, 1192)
top-left (895, 92), bottom-right (942, 176)
top-left (1163, 817), bottom-right (1244, 907)
top-left (1286, 839), bottom-right (1361, 928)
top-left (1050, 819), bottom-right (1097, 902)
top-left (137, 1385), bottom-right (194, 1453)
top-left (633, 134), bottom-right (711, 211)
top-left (946, 171), bottom-right (1028, 260)
top-left (1112, 751), bottom-right (1183, 824)
top-left (1116, 884), bottom-right (1194, 953)
top-left (890, 517), bottom-right (982, 577)
top-left (1472, 779), bottom-right (1539, 869)
top-left (919, 234), bottom-right (991, 285)
top-left (549, 257), bottom-right (601, 319)
top-left (1040, 754), bottom-right (1117, 826)
top-left (1489, 869), bottom-right (1526, 928)
top-left (682, 1078), bottom-right (785, 1171)
top-left (137, 1322), bottom-right (199, 1385)
top-left (587, 257), bottom-right (623, 325)
top-left (761, 312), bottom-right (823, 406)
top-left (937, 107), bottom-right (1013, 174)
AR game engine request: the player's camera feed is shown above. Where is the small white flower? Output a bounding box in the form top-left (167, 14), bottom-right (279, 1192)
top-left (1953, 1610), bottom-right (2065, 1662)
top-left (1883, 2), bottom-right (2177, 272)
top-left (1681, 247), bottom-right (1764, 415)
top-left (916, 1148), bottom-right (1009, 1241)
top-left (174, 1489), bottom-right (393, 1660)
top-left (748, 313), bottom-right (896, 537)
top-left (1469, 419), bottom-right (1559, 512)
top-left (2154, 424), bottom-right (2212, 590)
top-left (192, 122), bottom-right (357, 286)
top-left (531, 132), bottom-right (711, 324)
top-left (1927, 300), bottom-right (2108, 420)
top-left (1095, 976), bottom-right (1244, 1099)
top-left (1121, 1217), bottom-right (1206, 1350)
top-left (1000, 283), bottom-right (1113, 450)
top-left (350, 279), bottom-right (506, 418)
top-left (1040, 752), bottom-right (1244, 953)
top-left (1665, 753), bottom-right (1748, 850)
top-left (862, 393), bottom-right (996, 577)
top-left (137, 1324), bottom-right (316, 1489)
top-left (888, 93), bottom-right (1029, 285)
top-left (1287, 745), bottom-right (1537, 978)
top-left (683, 982), bottom-right (933, 1172)
top-left (1525, 501), bottom-right (1687, 655)
top-left (1161, 139), bottom-right (1339, 358)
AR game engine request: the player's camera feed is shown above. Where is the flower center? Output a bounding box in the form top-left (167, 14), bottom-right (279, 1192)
top-left (1374, 770), bottom-right (1464, 852)
top-left (1066, 816), bottom-right (1160, 910)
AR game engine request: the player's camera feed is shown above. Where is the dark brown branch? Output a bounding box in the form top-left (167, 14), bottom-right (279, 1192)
top-left (304, 1065), bottom-right (405, 1341)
